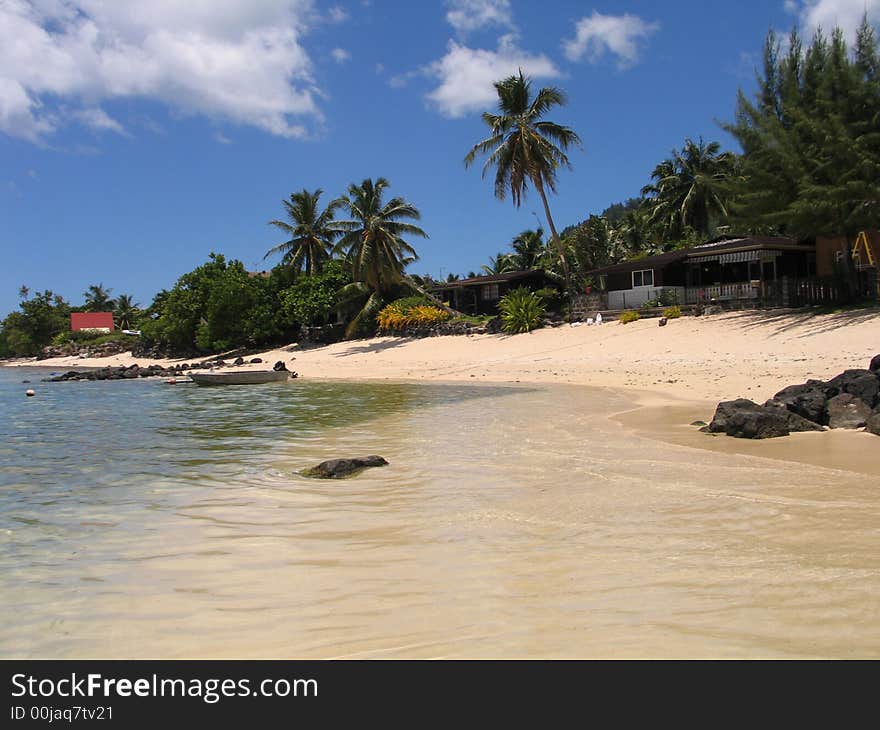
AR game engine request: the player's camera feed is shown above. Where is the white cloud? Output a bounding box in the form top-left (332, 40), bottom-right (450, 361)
top-left (445, 0), bottom-right (513, 35)
top-left (328, 5), bottom-right (348, 23)
top-left (786, 0), bottom-right (880, 40)
top-left (0, 0), bottom-right (322, 142)
top-left (74, 107), bottom-right (126, 135)
top-left (331, 47), bottom-right (351, 63)
top-left (214, 131), bottom-right (231, 144)
top-left (425, 34), bottom-right (560, 118)
top-left (562, 11), bottom-right (659, 68)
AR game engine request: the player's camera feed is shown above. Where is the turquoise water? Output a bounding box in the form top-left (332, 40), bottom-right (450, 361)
top-left (2, 367), bottom-right (879, 658)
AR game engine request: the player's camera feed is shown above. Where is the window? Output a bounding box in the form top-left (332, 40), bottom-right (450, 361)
top-left (481, 284), bottom-right (499, 301)
top-left (632, 269), bottom-right (654, 287)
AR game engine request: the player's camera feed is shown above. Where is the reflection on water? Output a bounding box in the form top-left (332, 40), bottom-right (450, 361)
top-left (1, 369), bottom-right (878, 658)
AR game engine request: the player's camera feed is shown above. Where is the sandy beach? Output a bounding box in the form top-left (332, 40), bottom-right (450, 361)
top-left (13, 308), bottom-right (880, 401)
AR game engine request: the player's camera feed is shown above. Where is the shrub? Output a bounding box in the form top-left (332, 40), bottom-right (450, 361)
top-left (662, 306), bottom-right (682, 319)
top-left (377, 298), bottom-right (451, 331)
top-left (533, 287), bottom-right (563, 310)
top-left (498, 287), bottom-right (545, 334)
top-left (619, 310), bottom-right (640, 324)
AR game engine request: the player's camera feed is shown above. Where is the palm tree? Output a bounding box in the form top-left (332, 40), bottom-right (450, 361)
top-left (84, 284), bottom-right (114, 312)
top-left (465, 70), bottom-right (581, 294)
top-left (641, 138), bottom-right (736, 242)
top-left (114, 294), bottom-right (140, 330)
top-left (510, 228), bottom-right (546, 270)
top-left (481, 252), bottom-right (517, 275)
top-left (265, 189), bottom-right (341, 275)
top-left (332, 177), bottom-right (428, 337)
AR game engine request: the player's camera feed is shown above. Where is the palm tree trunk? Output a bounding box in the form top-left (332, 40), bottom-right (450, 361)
top-left (534, 177), bottom-right (573, 321)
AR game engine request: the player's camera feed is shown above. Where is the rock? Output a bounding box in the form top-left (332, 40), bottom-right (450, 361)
top-left (866, 411), bottom-right (880, 436)
top-left (824, 369), bottom-right (880, 409)
top-left (272, 361), bottom-right (288, 372)
top-left (234, 357), bottom-right (245, 365)
top-left (302, 455), bottom-right (389, 479)
top-left (763, 400), bottom-right (824, 432)
top-left (250, 357), bottom-right (262, 364)
top-left (826, 393), bottom-right (873, 429)
top-left (690, 420), bottom-right (707, 427)
top-left (658, 317), bottom-right (668, 327)
top-left (707, 398), bottom-right (791, 439)
top-left (870, 354), bottom-right (880, 373)
top-left (766, 380), bottom-right (828, 424)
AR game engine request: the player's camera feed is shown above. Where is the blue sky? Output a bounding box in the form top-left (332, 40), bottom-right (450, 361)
top-left (1, 0), bottom-right (878, 316)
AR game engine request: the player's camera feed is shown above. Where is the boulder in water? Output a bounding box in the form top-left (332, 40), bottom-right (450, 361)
top-left (706, 398), bottom-right (792, 439)
top-left (302, 455), bottom-right (389, 479)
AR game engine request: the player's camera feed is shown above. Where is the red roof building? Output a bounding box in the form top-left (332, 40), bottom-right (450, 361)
top-left (71, 312), bottom-right (114, 332)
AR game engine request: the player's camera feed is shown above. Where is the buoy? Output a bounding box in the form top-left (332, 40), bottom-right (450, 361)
top-left (166, 378), bottom-right (177, 384)
top-left (25, 389), bottom-right (35, 397)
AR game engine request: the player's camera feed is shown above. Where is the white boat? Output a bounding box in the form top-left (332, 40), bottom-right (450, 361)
top-left (189, 370), bottom-right (292, 386)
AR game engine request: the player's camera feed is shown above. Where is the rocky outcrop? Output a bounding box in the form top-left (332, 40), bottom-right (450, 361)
top-left (706, 399), bottom-right (793, 439)
top-left (765, 380), bottom-right (829, 424)
top-left (707, 358), bottom-right (880, 438)
top-left (826, 393), bottom-right (873, 429)
top-left (302, 456), bottom-right (389, 479)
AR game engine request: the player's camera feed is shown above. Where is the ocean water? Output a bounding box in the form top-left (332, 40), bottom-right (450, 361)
top-left (1, 367), bottom-right (878, 658)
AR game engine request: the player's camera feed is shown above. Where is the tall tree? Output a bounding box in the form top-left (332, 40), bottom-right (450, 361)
top-left (265, 189), bottom-right (341, 275)
top-left (332, 177), bottom-right (428, 337)
top-left (83, 284), bottom-right (115, 312)
top-left (724, 19), bottom-right (880, 239)
top-left (510, 228), bottom-right (547, 270)
top-left (641, 137), bottom-right (737, 242)
top-left (464, 70), bottom-right (582, 295)
top-left (113, 294), bottom-right (140, 330)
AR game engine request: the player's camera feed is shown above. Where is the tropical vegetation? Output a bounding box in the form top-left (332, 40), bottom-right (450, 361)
top-left (498, 287), bottom-right (545, 334)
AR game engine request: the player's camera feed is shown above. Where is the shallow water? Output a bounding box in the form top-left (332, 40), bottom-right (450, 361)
top-left (1, 368), bottom-right (878, 658)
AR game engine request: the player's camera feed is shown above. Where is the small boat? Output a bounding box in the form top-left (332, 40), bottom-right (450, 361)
top-left (189, 370), bottom-right (292, 386)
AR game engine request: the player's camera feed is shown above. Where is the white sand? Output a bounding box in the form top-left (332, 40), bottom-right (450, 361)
top-left (11, 309), bottom-right (880, 405)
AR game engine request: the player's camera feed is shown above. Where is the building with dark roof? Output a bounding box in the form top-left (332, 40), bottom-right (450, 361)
top-left (588, 236), bottom-right (817, 309)
top-left (429, 269), bottom-right (554, 315)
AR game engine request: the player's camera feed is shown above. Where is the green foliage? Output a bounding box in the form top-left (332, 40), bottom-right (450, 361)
top-left (619, 310), bottom-right (640, 324)
top-left (642, 289), bottom-right (681, 308)
top-left (266, 188), bottom-right (341, 274)
top-left (0, 290), bottom-right (71, 356)
top-left (724, 20), bottom-right (880, 237)
top-left (662, 306), bottom-right (682, 319)
top-left (51, 330), bottom-right (128, 346)
top-left (498, 287), bottom-right (545, 334)
top-left (83, 283), bottom-right (115, 312)
top-left (278, 260), bottom-right (349, 328)
top-left (533, 287), bottom-right (562, 310)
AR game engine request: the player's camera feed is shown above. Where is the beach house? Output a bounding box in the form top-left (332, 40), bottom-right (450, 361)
top-left (70, 312), bottom-right (114, 333)
top-left (429, 270), bottom-right (554, 315)
top-left (587, 236), bottom-right (819, 309)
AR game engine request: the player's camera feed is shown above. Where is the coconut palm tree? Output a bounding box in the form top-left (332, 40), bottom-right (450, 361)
top-left (510, 228), bottom-right (547, 270)
top-left (641, 138), bottom-right (736, 242)
top-left (332, 177), bottom-right (428, 337)
top-left (481, 252), bottom-right (517, 275)
top-left (465, 70), bottom-right (581, 293)
top-left (265, 189), bottom-right (341, 275)
top-left (114, 294), bottom-right (140, 330)
top-left (84, 283), bottom-right (114, 312)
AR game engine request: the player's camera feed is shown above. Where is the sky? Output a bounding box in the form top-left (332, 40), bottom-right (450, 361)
top-left (1, 0), bottom-right (879, 316)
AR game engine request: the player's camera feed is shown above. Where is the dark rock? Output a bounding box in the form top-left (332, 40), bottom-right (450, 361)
top-left (767, 380), bottom-right (828, 424)
top-left (826, 393), bottom-right (873, 429)
top-left (658, 317), bottom-right (668, 327)
top-left (870, 354), bottom-right (880, 373)
top-left (707, 398), bottom-right (791, 439)
top-left (866, 411), bottom-right (880, 436)
top-left (21, 380), bottom-right (30, 384)
top-left (302, 455), bottom-right (389, 479)
top-left (250, 357), bottom-right (262, 364)
top-left (690, 420), bottom-right (707, 427)
top-left (272, 361), bottom-right (288, 372)
top-left (763, 400), bottom-right (824, 432)
top-left (824, 369), bottom-right (880, 409)
top-left (234, 357), bottom-right (245, 365)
